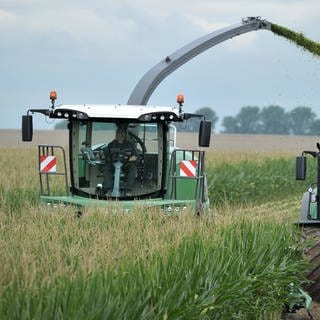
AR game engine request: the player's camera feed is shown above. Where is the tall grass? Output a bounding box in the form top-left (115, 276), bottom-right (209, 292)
top-left (0, 148), bottom-right (69, 214)
top-left (207, 156), bottom-right (315, 207)
top-left (0, 149), bottom-right (39, 213)
top-left (0, 209), bottom-right (307, 319)
top-left (0, 148), bottom-right (310, 319)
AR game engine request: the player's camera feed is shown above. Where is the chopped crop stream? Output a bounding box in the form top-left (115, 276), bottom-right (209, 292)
top-left (271, 23), bottom-right (320, 57)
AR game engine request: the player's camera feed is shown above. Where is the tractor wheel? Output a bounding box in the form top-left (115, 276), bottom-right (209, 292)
top-left (302, 226), bottom-right (320, 302)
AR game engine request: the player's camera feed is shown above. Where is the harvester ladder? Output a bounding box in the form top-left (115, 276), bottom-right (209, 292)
top-left (169, 149), bottom-right (206, 204)
top-left (38, 145), bottom-right (69, 196)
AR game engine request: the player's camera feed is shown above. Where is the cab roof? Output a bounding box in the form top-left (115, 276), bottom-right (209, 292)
top-left (51, 104), bottom-right (182, 122)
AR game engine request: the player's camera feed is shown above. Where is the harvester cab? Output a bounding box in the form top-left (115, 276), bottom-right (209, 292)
top-left (22, 93), bottom-right (211, 213)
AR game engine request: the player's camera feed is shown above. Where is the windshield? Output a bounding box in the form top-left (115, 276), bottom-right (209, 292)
top-left (71, 120), bottom-right (163, 199)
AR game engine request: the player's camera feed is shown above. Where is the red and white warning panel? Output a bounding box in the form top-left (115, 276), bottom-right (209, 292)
top-left (180, 160), bottom-right (197, 177)
top-left (40, 155), bottom-right (57, 173)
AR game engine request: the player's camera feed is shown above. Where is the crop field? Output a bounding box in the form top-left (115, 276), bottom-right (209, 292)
top-left (1, 131), bottom-right (319, 319)
top-left (1, 22), bottom-right (319, 320)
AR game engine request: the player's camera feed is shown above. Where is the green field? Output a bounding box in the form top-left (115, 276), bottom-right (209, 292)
top-left (0, 148), bottom-right (314, 319)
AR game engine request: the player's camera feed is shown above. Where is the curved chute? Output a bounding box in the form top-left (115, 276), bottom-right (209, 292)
top-left (127, 17), bottom-right (271, 105)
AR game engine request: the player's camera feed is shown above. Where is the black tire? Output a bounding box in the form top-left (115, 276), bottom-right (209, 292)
top-left (302, 226), bottom-right (320, 302)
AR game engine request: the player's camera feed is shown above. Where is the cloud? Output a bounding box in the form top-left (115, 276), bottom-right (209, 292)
top-left (2, 0), bottom-right (319, 52)
top-left (47, 9), bottom-right (137, 51)
top-left (0, 9), bottom-right (16, 25)
top-left (128, 0), bottom-right (320, 37)
top-left (184, 16), bottom-right (228, 34)
top-left (0, 3), bottom-right (140, 65)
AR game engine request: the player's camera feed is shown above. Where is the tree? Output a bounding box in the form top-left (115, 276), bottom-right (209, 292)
top-left (259, 105), bottom-right (289, 135)
top-left (196, 107), bottom-right (218, 129)
top-left (222, 106), bottom-right (261, 134)
top-left (193, 107), bottom-right (218, 132)
top-left (177, 106), bottom-right (218, 132)
top-left (221, 106), bottom-right (261, 134)
top-left (222, 105), bottom-right (320, 135)
top-left (221, 116), bottom-right (239, 133)
top-left (309, 119), bottom-right (320, 135)
top-left (289, 106), bottom-right (316, 135)
top-left (237, 106), bottom-right (261, 133)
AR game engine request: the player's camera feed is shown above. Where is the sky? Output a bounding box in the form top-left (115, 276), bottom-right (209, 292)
top-left (0, 0), bottom-right (320, 132)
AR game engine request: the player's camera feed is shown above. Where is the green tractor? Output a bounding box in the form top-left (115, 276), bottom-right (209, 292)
top-left (22, 93), bottom-right (211, 214)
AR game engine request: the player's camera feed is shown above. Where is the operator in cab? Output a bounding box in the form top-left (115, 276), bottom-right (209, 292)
top-left (102, 126), bottom-right (138, 195)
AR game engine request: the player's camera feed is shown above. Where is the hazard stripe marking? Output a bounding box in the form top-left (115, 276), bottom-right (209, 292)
top-left (180, 160), bottom-right (197, 177)
top-left (40, 155), bottom-right (56, 173)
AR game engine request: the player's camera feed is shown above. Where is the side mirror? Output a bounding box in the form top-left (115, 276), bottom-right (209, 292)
top-left (198, 120), bottom-right (211, 147)
top-left (22, 115), bottom-right (33, 142)
top-left (296, 156), bottom-right (306, 180)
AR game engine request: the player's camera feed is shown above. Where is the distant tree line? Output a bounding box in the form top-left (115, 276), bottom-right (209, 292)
top-left (178, 105), bottom-right (320, 135)
top-left (222, 105), bottom-right (320, 135)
